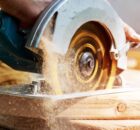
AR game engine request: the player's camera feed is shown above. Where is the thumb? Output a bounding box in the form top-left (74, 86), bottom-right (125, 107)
top-left (124, 23), bottom-right (140, 44)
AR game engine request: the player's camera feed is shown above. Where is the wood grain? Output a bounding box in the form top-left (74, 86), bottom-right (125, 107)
top-left (57, 90), bottom-right (140, 120)
top-left (0, 62), bottom-right (32, 86)
top-left (0, 89), bottom-right (140, 129)
top-left (67, 120), bottom-right (140, 130)
top-left (0, 70), bottom-right (139, 129)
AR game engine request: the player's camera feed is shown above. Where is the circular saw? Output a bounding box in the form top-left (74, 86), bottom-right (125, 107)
top-left (0, 0), bottom-right (128, 94)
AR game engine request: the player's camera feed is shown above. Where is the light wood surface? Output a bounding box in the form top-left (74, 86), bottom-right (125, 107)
top-left (67, 120), bottom-right (140, 130)
top-left (57, 90), bottom-right (140, 120)
top-left (0, 70), bottom-right (139, 129)
top-left (0, 89), bottom-right (139, 129)
top-left (0, 62), bottom-right (32, 86)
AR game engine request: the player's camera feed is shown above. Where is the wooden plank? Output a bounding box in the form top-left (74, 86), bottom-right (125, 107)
top-left (0, 68), bottom-right (139, 129)
top-left (0, 62), bottom-right (32, 86)
top-left (0, 89), bottom-right (140, 121)
top-left (0, 116), bottom-right (49, 130)
top-left (0, 94), bottom-right (54, 120)
top-left (0, 89), bottom-right (140, 120)
top-left (66, 120), bottom-right (140, 130)
top-left (56, 90), bottom-right (140, 120)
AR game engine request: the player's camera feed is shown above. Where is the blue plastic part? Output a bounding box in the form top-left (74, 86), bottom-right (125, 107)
top-left (0, 12), bottom-right (42, 73)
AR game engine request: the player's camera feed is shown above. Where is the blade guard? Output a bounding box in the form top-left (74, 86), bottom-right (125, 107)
top-left (26, 0), bottom-right (127, 70)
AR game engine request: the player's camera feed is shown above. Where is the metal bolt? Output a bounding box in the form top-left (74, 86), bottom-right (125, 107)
top-left (79, 52), bottom-right (95, 77)
top-left (32, 81), bottom-right (41, 94)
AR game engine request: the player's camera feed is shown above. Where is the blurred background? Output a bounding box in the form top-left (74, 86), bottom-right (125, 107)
top-left (109, 0), bottom-right (140, 70)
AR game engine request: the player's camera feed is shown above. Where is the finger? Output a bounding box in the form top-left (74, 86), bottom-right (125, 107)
top-left (124, 25), bottom-right (140, 43)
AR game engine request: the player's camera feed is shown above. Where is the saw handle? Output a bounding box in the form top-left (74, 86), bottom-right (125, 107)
top-left (0, 11), bottom-right (28, 48)
top-left (0, 11), bottom-right (42, 73)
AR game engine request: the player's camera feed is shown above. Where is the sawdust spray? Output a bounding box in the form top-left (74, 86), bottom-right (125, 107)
top-left (39, 36), bottom-right (64, 94)
top-left (37, 34), bottom-right (121, 130)
top-left (38, 36), bottom-right (82, 130)
top-left (39, 36), bottom-right (79, 95)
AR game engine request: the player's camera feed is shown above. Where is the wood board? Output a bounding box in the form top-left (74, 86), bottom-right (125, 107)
top-left (0, 70), bottom-right (139, 129)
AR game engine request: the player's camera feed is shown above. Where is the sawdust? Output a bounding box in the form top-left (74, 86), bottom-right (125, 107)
top-left (38, 36), bottom-right (84, 95)
top-left (38, 37), bottom-right (59, 94)
top-left (37, 36), bottom-right (84, 129)
top-left (38, 36), bottom-right (70, 95)
top-left (38, 36), bottom-right (114, 95)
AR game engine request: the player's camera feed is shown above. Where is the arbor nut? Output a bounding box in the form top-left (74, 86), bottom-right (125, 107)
top-left (117, 103), bottom-right (127, 112)
top-left (114, 52), bottom-right (120, 60)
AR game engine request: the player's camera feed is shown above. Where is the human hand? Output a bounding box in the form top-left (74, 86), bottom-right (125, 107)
top-left (124, 22), bottom-right (140, 44)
